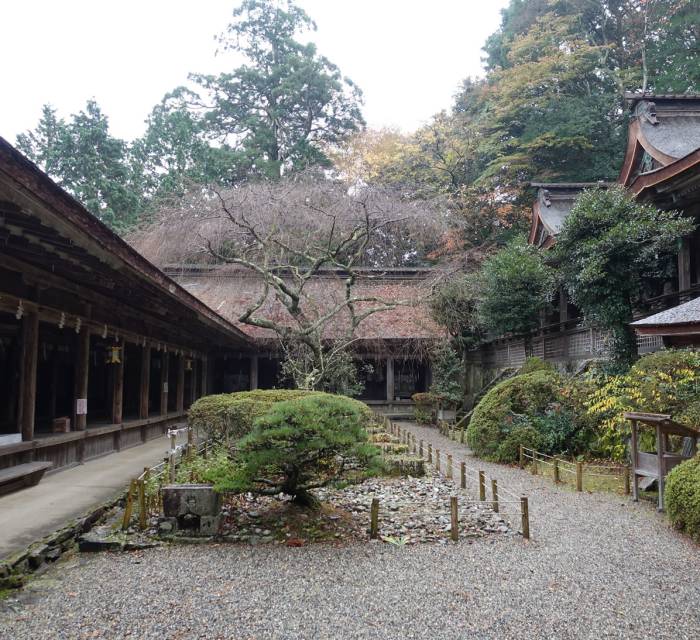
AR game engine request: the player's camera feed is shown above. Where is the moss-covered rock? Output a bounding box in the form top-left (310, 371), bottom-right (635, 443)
top-left (666, 454), bottom-right (700, 542)
top-left (467, 370), bottom-right (561, 462)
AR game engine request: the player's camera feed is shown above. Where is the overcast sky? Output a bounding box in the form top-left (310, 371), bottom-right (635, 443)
top-left (1, 0), bottom-right (508, 142)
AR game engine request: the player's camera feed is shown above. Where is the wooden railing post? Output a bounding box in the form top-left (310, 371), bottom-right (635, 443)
top-left (624, 466), bottom-right (631, 495)
top-left (491, 479), bottom-right (499, 513)
top-left (370, 498), bottom-right (379, 540)
top-left (576, 461), bottom-right (583, 492)
top-left (478, 471), bottom-right (486, 501)
top-left (447, 454), bottom-right (453, 479)
top-left (521, 496), bottom-right (530, 540)
top-left (519, 445), bottom-right (525, 469)
top-left (460, 462), bottom-right (466, 489)
top-left (428, 443), bottom-right (433, 463)
top-left (436, 449), bottom-right (441, 472)
top-left (450, 496), bottom-right (458, 542)
top-left (419, 440), bottom-right (424, 458)
top-left (553, 458), bottom-right (560, 484)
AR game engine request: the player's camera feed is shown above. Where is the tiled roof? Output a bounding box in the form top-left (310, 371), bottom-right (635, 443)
top-left (632, 296), bottom-right (700, 327)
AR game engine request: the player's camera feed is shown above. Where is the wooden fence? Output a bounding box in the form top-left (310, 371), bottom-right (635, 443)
top-left (519, 445), bottom-right (631, 495)
top-left (384, 416), bottom-right (531, 540)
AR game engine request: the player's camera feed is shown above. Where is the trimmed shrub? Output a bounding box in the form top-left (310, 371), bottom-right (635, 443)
top-left (494, 426), bottom-right (544, 464)
top-left (519, 357), bottom-right (555, 375)
top-left (665, 455), bottom-right (700, 542)
top-left (188, 389), bottom-right (326, 441)
top-left (467, 370), bottom-right (562, 461)
top-left (412, 392), bottom-right (439, 425)
top-left (212, 394), bottom-right (381, 505)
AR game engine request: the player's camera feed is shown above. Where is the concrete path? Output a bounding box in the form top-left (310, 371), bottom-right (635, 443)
top-left (0, 436), bottom-right (170, 560)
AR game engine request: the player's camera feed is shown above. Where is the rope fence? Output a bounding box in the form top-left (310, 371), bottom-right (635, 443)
top-left (379, 415), bottom-right (531, 540)
top-left (519, 445), bottom-right (631, 495)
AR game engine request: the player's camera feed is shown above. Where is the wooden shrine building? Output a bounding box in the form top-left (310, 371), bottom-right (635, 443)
top-left (0, 137), bottom-right (253, 477)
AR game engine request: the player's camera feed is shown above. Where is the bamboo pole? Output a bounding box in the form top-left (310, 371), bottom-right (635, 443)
top-left (450, 496), bottom-right (458, 542)
top-left (370, 498), bottom-right (379, 540)
top-left (521, 496), bottom-right (530, 540)
top-left (478, 471), bottom-right (486, 501)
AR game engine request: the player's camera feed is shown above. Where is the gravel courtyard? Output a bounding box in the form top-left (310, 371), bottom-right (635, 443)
top-left (1, 424), bottom-right (699, 639)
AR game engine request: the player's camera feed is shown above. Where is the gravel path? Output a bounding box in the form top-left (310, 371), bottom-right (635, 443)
top-left (1, 422), bottom-right (699, 639)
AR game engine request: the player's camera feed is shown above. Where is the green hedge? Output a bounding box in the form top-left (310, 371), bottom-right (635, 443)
top-left (188, 389), bottom-right (322, 441)
top-left (665, 455), bottom-right (700, 542)
top-left (188, 389), bottom-right (374, 442)
top-left (467, 370), bottom-right (562, 462)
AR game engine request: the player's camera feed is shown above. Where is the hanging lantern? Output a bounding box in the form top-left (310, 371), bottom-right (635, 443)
top-left (106, 345), bottom-right (122, 364)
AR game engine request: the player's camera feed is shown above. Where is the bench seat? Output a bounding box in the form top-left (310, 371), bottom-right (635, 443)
top-left (0, 461), bottom-right (53, 496)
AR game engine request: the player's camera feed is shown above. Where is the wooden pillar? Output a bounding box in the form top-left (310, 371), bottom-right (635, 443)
top-left (18, 311), bottom-right (39, 442)
top-left (201, 356), bottom-right (208, 397)
top-left (112, 340), bottom-right (124, 425)
top-left (139, 345), bottom-right (151, 419)
top-left (74, 329), bottom-right (90, 430)
top-left (630, 419), bottom-right (639, 502)
top-left (48, 347), bottom-right (59, 419)
top-left (386, 357), bottom-right (395, 402)
top-left (250, 355), bottom-right (259, 390)
top-left (678, 237), bottom-right (691, 293)
top-left (176, 355), bottom-right (185, 413)
top-left (656, 424), bottom-right (665, 512)
top-left (160, 352), bottom-right (169, 416)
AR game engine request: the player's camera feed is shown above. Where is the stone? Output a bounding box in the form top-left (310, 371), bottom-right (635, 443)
top-left (158, 519), bottom-right (175, 533)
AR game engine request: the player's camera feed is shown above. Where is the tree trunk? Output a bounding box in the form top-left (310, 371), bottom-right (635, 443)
top-left (292, 488), bottom-right (320, 509)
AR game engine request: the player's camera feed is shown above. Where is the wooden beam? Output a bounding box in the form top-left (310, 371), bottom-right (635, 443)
top-left (139, 345), bottom-right (151, 419)
top-left (74, 327), bottom-right (90, 430)
top-left (160, 352), bottom-right (169, 416)
top-left (176, 355), bottom-right (185, 413)
top-left (678, 238), bottom-right (691, 291)
top-left (201, 356), bottom-right (208, 397)
top-left (112, 340), bottom-right (124, 425)
top-left (18, 310), bottom-right (39, 441)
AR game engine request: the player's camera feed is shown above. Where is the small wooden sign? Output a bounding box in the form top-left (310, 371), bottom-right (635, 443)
top-left (76, 398), bottom-right (87, 415)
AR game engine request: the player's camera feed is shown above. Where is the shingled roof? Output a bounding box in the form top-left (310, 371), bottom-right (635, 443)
top-left (165, 265), bottom-right (444, 348)
top-left (620, 94), bottom-right (700, 188)
top-left (632, 296), bottom-right (700, 333)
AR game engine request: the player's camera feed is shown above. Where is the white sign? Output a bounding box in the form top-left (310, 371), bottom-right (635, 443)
top-left (76, 398), bottom-right (87, 415)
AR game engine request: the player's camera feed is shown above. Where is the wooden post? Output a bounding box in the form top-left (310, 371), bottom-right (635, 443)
top-left (478, 471), bottom-right (486, 501)
top-left (169, 452), bottom-right (176, 483)
top-left (386, 357), bottom-right (395, 402)
top-left (201, 355), bottom-right (208, 397)
top-left (491, 479), bottom-right (499, 513)
top-left (122, 480), bottom-right (136, 530)
top-left (450, 496), bottom-right (458, 542)
top-left (160, 352), bottom-right (169, 416)
top-left (187, 426), bottom-right (194, 461)
top-left (531, 453), bottom-right (538, 476)
top-left (74, 328), bottom-right (90, 431)
top-left (553, 458), bottom-right (560, 483)
top-left (656, 424), bottom-right (665, 511)
top-left (428, 443), bottom-right (432, 463)
top-left (447, 454), bottom-right (453, 479)
top-left (630, 419), bottom-right (639, 502)
top-left (460, 429), bottom-right (465, 444)
top-left (460, 462), bottom-right (466, 489)
top-left (112, 340), bottom-right (124, 425)
top-left (576, 461), bottom-right (583, 492)
top-left (138, 478), bottom-right (147, 530)
top-left (521, 496), bottom-right (530, 540)
top-left (176, 355), bottom-right (185, 414)
top-left (624, 465), bottom-right (631, 496)
top-left (18, 310), bottom-right (39, 442)
top-left (370, 498), bottom-right (379, 540)
top-left (519, 445), bottom-right (524, 469)
top-left (435, 449), bottom-right (441, 472)
top-left (139, 345), bottom-right (151, 419)
top-left (419, 440), bottom-right (424, 458)
top-left (249, 355), bottom-right (259, 390)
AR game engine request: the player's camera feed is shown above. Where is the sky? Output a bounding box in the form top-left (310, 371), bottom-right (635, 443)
top-left (0, 0), bottom-right (509, 143)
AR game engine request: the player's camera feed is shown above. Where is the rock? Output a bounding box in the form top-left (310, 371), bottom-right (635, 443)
top-left (78, 533), bottom-right (123, 553)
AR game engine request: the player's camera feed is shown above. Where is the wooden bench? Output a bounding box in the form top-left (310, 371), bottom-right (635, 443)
top-left (0, 461), bottom-right (53, 496)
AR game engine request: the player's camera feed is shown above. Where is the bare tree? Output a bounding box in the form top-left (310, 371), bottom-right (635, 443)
top-left (130, 175), bottom-right (447, 390)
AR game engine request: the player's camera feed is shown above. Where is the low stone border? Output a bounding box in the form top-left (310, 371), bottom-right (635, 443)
top-left (0, 491), bottom-right (127, 591)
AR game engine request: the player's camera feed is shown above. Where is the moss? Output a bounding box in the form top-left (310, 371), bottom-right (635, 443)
top-left (665, 454), bottom-right (700, 542)
top-left (467, 370), bottom-right (561, 461)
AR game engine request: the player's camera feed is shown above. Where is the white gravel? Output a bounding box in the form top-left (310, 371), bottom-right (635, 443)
top-left (1, 422), bottom-right (699, 639)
